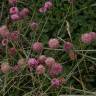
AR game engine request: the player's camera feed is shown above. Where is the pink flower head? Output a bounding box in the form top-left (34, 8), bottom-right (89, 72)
top-left (81, 33), bottom-right (93, 44)
top-left (18, 58), bottom-right (26, 66)
top-left (1, 63), bottom-right (10, 73)
top-left (44, 1), bottom-right (53, 10)
top-left (0, 25), bottom-right (9, 37)
top-left (11, 14), bottom-right (21, 21)
top-left (9, 7), bottom-right (19, 14)
top-left (10, 31), bottom-right (19, 41)
top-left (8, 47), bottom-right (16, 56)
top-left (2, 39), bottom-right (8, 46)
top-left (30, 22), bottom-right (38, 31)
top-left (36, 65), bottom-right (45, 75)
top-left (38, 7), bottom-right (47, 13)
top-left (32, 42), bottom-right (43, 53)
top-left (28, 58), bottom-right (39, 69)
top-left (19, 8), bottom-right (29, 18)
top-left (8, 0), bottom-right (17, 4)
top-left (48, 38), bottom-right (60, 49)
top-left (89, 32), bottom-right (96, 41)
top-left (49, 63), bottom-right (63, 77)
top-left (38, 55), bottom-right (47, 64)
top-left (45, 57), bottom-right (55, 68)
top-left (64, 42), bottom-right (73, 52)
top-left (51, 78), bottom-right (60, 88)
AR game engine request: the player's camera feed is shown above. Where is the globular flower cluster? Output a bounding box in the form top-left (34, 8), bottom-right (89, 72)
top-left (36, 65), bottom-right (45, 75)
top-left (49, 63), bottom-right (63, 77)
top-left (45, 57), bottom-right (55, 68)
top-left (30, 22), bottom-right (38, 31)
top-left (1, 63), bottom-right (11, 73)
top-left (81, 32), bottom-right (96, 44)
top-left (0, 25), bottom-right (9, 38)
top-left (38, 55), bottom-right (47, 64)
top-left (32, 42), bottom-right (43, 53)
top-left (51, 78), bottom-right (60, 88)
top-left (64, 41), bottom-right (73, 52)
top-left (9, 7), bottom-right (19, 14)
top-left (27, 58), bottom-right (39, 70)
top-left (18, 58), bottom-right (26, 67)
top-left (51, 77), bottom-right (66, 88)
top-left (48, 38), bottom-right (60, 49)
top-left (39, 1), bottom-right (53, 13)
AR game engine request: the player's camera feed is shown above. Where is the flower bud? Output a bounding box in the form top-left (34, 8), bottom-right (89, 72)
top-left (0, 25), bottom-right (9, 37)
top-left (27, 58), bottom-right (38, 69)
top-left (9, 7), bottom-right (19, 14)
top-left (11, 14), bottom-right (21, 21)
top-left (48, 38), bottom-right (60, 49)
top-left (64, 42), bottom-right (73, 52)
top-left (38, 55), bottom-right (47, 64)
top-left (1, 63), bottom-right (10, 73)
top-left (51, 78), bottom-right (60, 88)
top-left (44, 1), bottom-right (53, 10)
top-left (36, 65), bottom-right (45, 75)
top-left (32, 42), bottom-right (43, 53)
top-left (49, 63), bottom-right (63, 77)
top-left (81, 33), bottom-right (93, 44)
top-left (18, 58), bottom-right (26, 66)
top-left (45, 57), bottom-right (55, 67)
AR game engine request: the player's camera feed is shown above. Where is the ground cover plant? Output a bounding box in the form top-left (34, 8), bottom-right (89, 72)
top-left (0, 0), bottom-right (96, 96)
